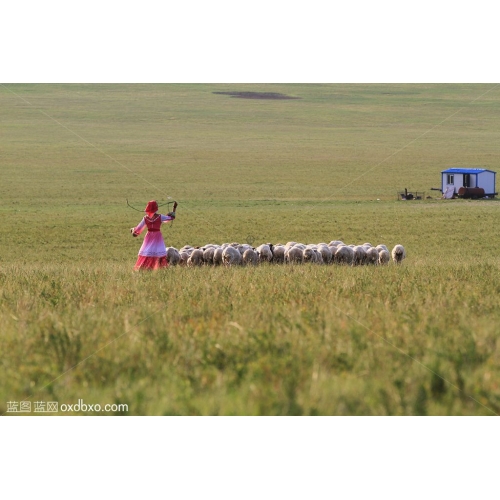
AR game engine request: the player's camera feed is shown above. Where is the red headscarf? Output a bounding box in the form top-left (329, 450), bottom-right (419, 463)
top-left (144, 200), bottom-right (158, 213)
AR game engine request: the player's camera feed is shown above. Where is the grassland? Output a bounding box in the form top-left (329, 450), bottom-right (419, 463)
top-left (1, 84), bottom-right (499, 415)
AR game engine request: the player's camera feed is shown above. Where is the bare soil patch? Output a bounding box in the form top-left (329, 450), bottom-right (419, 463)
top-left (213, 91), bottom-right (300, 100)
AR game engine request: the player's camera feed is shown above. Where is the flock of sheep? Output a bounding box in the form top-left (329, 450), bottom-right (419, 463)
top-left (165, 241), bottom-right (406, 267)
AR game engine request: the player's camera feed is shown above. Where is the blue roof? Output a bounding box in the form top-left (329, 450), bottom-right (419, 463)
top-left (442, 168), bottom-right (496, 174)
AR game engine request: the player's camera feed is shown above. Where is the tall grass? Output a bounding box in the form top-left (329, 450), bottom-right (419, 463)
top-left (1, 257), bottom-right (499, 415)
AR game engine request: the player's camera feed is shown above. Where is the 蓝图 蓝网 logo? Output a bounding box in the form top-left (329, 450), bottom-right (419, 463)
top-left (7, 401), bottom-right (58, 413)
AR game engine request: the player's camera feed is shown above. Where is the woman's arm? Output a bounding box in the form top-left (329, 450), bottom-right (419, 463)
top-left (131, 218), bottom-right (146, 236)
top-left (162, 202), bottom-right (177, 223)
top-left (161, 213), bottom-right (175, 223)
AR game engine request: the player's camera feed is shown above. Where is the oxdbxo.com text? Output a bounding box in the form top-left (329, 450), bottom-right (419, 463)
top-left (60, 399), bottom-right (128, 413)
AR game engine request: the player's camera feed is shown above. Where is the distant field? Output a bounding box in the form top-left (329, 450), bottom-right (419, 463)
top-left (1, 84), bottom-right (499, 415)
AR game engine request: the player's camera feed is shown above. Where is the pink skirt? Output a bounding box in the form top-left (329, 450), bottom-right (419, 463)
top-left (134, 255), bottom-right (169, 271)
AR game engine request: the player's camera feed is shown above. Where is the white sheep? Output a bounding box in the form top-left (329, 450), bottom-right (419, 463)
top-left (391, 244), bottom-right (406, 264)
top-left (353, 245), bottom-right (367, 266)
top-left (203, 247), bottom-right (216, 265)
top-left (243, 248), bottom-right (259, 266)
top-left (302, 247), bottom-right (316, 263)
top-left (271, 245), bottom-right (286, 263)
top-left (213, 247), bottom-right (224, 266)
top-left (313, 249), bottom-right (323, 264)
top-left (175, 239), bottom-right (403, 268)
top-left (238, 244), bottom-right (252, 255)
top-left (222, 246), bottom-right (243, 266)
top-left (365, 247), bottom-right (379, 265)
top-left (285, 246), bottom-right (303, 264)
top-left (378, 249), bottom-right (390, 265)
top-left (317, 244), bottom-right (333, 264)
top-left (256, 244), bottom-right (273, 263)
top-left (166, 247), bottom-right (180, 266)
top-left (187, 249), bottom-right (204, 267)
top-left (334, 245), bottom-right (354, 265)
top-left (179, 251), bottom-right (190, 266)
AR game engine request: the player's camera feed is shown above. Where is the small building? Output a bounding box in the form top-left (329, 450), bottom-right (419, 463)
top-left (441, 168), bottom-right (497, 197)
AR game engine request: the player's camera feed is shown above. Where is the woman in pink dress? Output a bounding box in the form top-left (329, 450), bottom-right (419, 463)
top-left (131, 200), bottom-right (176, 270)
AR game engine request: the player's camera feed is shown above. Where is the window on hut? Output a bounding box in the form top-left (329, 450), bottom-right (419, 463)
top-left (447, 174), bottom-right (454, 184)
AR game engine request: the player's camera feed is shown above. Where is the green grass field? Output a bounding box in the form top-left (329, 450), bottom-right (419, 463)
top-left (1, 83), bottom-right (499, 415)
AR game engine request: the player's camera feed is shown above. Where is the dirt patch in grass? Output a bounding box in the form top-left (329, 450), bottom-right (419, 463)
top-left (381, 92), bottom-right (421, 95)
top-left (213, 91), bottom-right (300, 100)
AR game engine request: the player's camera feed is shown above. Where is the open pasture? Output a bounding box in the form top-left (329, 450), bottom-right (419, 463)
top-left (1, 84), bottom-right (499, 415)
